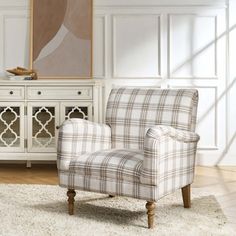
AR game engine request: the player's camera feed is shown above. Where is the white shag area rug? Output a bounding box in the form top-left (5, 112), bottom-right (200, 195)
top-left (0, 184), bottom-right (234, 236)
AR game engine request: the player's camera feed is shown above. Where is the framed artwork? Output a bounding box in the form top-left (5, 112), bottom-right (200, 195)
top-left (30, 0), bottom-right (93, 79)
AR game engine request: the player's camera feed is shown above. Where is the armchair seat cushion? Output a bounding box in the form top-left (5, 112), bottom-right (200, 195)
top-left (69, 149), bottom-right (144, 183)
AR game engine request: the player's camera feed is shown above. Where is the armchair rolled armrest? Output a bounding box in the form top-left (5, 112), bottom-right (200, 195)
top-left (140, 125), bottom-right (200, 190)
top-left (57, 118), bottom-right (111, 171)
top-left (146, 125), bottom-right (200, 143)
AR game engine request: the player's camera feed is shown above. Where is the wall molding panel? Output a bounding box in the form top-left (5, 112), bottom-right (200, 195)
top-left (168, 14), bottom-right (217, 79)
top-left (3, 14), bottom-right (29, 70)
top-left (94, 0), bottom-right (226, 8)
top-left (93, 15), bottom-right (107, 78)
top-left (220, 0), bottom-right (236, 164)
top-left (171, 86), bottom-right (219, 150)
top-left (0, 15), bottom-right (4, 73)
top-left (112, 14), bottom-right (161, 78)
top-left (0, 4), bottom-right (29, 76)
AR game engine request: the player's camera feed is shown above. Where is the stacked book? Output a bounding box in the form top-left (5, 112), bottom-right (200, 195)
top-left (6, 66), bottom-right (37, 80)
top-left (7, 75), bottom-right (34, 80)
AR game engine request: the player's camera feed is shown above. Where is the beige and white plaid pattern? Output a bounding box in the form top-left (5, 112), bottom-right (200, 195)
top-left (57, 88), bottom-right (200, 202)
top-left (57, 118), bottom-right (111, 171)
top-left (106, 88), bottom-right (198, 150)
top-left (59, 172), bottom-right (158, 201)
top-left (69, 149), bottom-right (143, 183)
top-left (141, 125), bottom-right (200, 187)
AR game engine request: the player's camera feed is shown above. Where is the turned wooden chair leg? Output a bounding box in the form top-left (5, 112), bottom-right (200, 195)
top-left (182, 184), bottom-right (191, 208)
top-left (146, 201), bottom-right (156, 229)
top-left (67, 189), bottom-right (76, 215)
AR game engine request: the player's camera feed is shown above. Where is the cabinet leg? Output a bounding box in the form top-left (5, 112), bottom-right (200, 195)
top-left (26, 161), bottom-right (31, 168)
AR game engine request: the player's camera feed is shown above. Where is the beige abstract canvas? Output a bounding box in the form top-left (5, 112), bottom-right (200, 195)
top-left (31, 0), bottom-right (92, 79)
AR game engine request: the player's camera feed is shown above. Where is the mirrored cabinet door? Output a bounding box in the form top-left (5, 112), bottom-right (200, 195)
top-left (27, 102), bottom-right (59, 152)
top-left (0, 102), bottom-right (24, 152)
top-left (60, 102), bottom-right (93, 122)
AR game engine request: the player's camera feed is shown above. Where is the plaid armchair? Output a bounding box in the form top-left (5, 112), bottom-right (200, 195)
top-left (57, 88), bottom-right (200, 228)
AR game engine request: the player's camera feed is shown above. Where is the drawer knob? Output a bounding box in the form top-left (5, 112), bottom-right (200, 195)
top-left (78, 91), bottom-right (82, 95)
top-left (37, 91), bottom-right (41, 95)
top-left (9, 91), bottom-right (13, 95)
top-left (56, 125), bottom-right (60, 130)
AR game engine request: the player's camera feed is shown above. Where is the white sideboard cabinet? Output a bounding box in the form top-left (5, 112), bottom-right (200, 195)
top-left (0, 79), bottom-right (103, 162)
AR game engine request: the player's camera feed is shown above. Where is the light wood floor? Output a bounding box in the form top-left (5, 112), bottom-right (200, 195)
top-left (0, 164), bottom-right (235, 230)
top-left (0, 164), bottom-right (58, 185)
top-left (193, 166), bottom-right (236, 231)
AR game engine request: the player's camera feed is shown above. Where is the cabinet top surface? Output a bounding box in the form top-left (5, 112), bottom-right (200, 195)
top-left (0, 78), bottom-right (101, 86)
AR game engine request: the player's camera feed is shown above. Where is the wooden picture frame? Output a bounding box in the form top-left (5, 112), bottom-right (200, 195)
top-left (30, 0), bottom-right (93, 79)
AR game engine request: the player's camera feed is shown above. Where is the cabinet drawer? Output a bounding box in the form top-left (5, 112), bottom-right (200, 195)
top-left (27, 86), bottom-right (93, 100)
top-left (0, 86), bottom-right (24, 100)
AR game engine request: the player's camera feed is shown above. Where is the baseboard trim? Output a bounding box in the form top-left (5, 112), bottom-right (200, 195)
top-left (196, 154), bottom-right (236, 166)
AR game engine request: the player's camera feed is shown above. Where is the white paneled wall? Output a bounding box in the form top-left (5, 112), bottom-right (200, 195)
top-left (227, 0), bottom-right (236, 165)
top-left (0, 1), bottom-right (29, 76)
top-left (113, 15), bottom-right (160, 78)
top-left (169, 14), bottom-right (216, 78)
top-left (4, 16), bottom-right (29, 69)
top-left (0, 0), bottom-right (235, 165)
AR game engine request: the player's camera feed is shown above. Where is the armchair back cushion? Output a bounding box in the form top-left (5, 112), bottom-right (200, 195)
top-left (106, 88), bottom-right (198, 150)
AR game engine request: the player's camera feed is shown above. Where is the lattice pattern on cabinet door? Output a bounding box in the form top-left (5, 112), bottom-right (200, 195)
top-left (65, 106), bottom-right (88, 120)
top-left (32, 106), bottom-right (56, 148)
top-left (0, 106), bottom-right (20, 147)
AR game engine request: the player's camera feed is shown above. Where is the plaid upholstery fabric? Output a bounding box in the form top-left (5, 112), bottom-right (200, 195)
top-left (140, 125), bottom-right (200, 187)
top-left (106, 88), bottom-right (198, 150)
top-left (57, 88), bottom-right (200, 202)
top-left (59, 172), bottom-right (158, 201)
top-left (69, 149), bottom-right (143, 183)
top-left (57, 118), bottom-right (111, 171)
